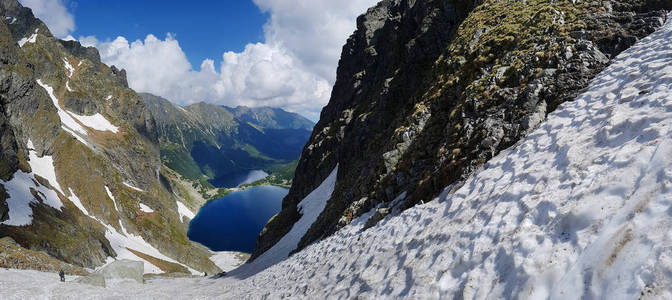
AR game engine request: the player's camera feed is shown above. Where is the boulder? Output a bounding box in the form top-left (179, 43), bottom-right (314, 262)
top-left (97, 259), bottom-right (144, 284)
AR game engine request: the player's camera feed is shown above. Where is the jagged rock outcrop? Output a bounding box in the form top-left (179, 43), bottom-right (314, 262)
top-left (0, 0), bottom-right (219, 274)
top-left (254, 0), bottom-right (672, 259)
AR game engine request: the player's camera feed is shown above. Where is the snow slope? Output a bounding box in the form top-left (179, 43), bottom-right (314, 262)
top-left (1, 140), bottom-right (64, 226)
top-left (233, 165), bottom-right (337, 277)
top-left (209, 252), bottom-right (248, 273)
top-left (17, 29), bottom-right (37, 47)
top-left (36, 79), bottom-right (120, 140)
top-left (2, 11), bottom-right (672, 300)
top-left (176, 200), bottom-right (195, 222)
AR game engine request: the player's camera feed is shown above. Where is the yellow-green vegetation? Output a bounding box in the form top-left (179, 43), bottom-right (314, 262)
top-left (0, 237), bottom-right (88, 276)
top-left (429, 0), bottom-right (604, 105)
top-left (126, 248), bottom-right (189, 274)
top-left (398, 0), bottom-right (612, 203)
top-left (239, 160), bottom-right (298, 189)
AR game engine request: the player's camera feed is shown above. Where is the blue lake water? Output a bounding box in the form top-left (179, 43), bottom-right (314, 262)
top-left (187, 185), bottom-right (288, 253)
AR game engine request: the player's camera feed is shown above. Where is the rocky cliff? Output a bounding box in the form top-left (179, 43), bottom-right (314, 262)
top-left (0, 0), bottom-right (219, 274)
top-left (254, 0), bottom-right (672, 258)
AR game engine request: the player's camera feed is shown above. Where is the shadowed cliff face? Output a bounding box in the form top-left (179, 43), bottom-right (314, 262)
top-left (253, 0), bottom-right (672, 259)
top-left (0, 0), bottom-right (219, 274)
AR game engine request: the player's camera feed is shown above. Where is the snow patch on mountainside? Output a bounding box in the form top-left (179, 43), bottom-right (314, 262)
top-left (66, 187), bottom-right (199, 275)
top-left (176, 200), bottom-right (194, 222)
top-left (233, 165), bottom-right (338, 277)
top-left (67, 188), bottom-right (89, 215)
top-left (26, 140), bottom-right (64, 198)
top-left (68, 112), bottom-right (119, 133)
top-left (138, 203), bottom-right (154, 213)
top-left (123, 182), bottom-right (144, 192)
top-left (37, 79), bottom-right (119, 137)
top-left (0, 141), bottom-right (65, 225)
top-left (17, 29), bottom-right (37, 47)
top-left (105, 186), bottom-right (121, 216)
top-left (36, 80), bottom-right (88, 137)
top-left (63, 58), bottom-right (74, 78)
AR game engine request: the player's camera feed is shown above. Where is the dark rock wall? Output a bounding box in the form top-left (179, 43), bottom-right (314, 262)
top-left (254, 0), bottom-right (672, 259)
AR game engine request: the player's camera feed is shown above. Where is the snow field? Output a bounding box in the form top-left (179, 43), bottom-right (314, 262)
top-left (0, 140), bottom-right (64, 226)
top-left (36, 79), bottom-right (120, 145)
top-left (176, 200), bottom-right (195, 222)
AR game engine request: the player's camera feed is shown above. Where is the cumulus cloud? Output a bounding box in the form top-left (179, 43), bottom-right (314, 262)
top-left (253, 0), bottom-right (378, 82)
top-left (19, 0), bottom-right (74, 37)
top-left (45, 0), bottom-right (379, 119)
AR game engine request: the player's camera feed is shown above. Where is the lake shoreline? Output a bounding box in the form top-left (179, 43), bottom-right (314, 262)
top-left (187, 185), bottom-right (289, 253)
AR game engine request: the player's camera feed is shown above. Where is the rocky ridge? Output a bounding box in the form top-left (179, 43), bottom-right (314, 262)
top-left (0, 0), bottom-right (219, 274)
top-left (255, 0), bottom-right (672, 258)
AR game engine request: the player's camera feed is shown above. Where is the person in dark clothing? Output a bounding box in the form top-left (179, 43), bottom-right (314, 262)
top-left (59, 270), bottom-right (65, 282)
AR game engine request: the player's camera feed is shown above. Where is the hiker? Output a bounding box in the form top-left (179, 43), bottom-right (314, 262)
top-left (59, 269), bottom-right (65, 282)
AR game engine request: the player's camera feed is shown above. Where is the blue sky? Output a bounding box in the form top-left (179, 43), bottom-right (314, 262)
top-left (70, 0), bottom-right (268, 70)
top-left (21, 0), bottom-right (379, 120)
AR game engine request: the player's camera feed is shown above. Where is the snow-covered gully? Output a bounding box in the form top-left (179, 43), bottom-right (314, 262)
top-left (3, 11), bottom-right (672, 300)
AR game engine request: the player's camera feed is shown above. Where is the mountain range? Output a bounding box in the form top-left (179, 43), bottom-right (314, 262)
top-left (141, 93), bottom-right (313, 205)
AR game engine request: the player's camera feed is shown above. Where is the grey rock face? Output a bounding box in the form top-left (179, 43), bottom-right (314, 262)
top-left (254, 0), bottom-right (672, 259)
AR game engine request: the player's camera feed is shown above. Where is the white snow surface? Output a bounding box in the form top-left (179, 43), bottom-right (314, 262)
top-left (233, 165), bottom-right (338, 277)
top-left (27, 140), bottom-right (64, 197)
top-left (71, 187), bottom-right (199, 275)
top-left (0, 171), bottom-right (61, 226)
top-left (175, 200), bottom-right (195, 222)
top-left (105, 186), bottom-right (122, 217)
top-left (63, 58), bottom-right (74, 78)
top-left (209, 252), bottom-right (248, 273)
top-left (67, 188), bottom-right (89, 216)
top-left (3, 12), bottom-right (672, 300)
top-left (138, 203), bottom-right (154, 213)
top-left (36, 79), bottom-right (119, 136)
top-left (0, 141), bottom-right (64, 225)
top-left (68, 111), bottom-right (120, 133)
top-left (36, 79), bottom-right (89, 137)
top-left (122, 181), bottom-right (144, 192)
top-left (17, 29), bottom-right (38, 47)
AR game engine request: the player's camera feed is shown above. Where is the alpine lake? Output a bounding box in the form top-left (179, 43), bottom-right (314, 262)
top-left (187, 170), bottom-right (288, 253)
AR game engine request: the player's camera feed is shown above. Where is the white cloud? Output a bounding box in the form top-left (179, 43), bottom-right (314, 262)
top-left (47, 0), bottom-right (379, 120)
top-left (19, 0), bottom-right (74, 38)
top-left (253, 0), bottom-right (379, 82)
